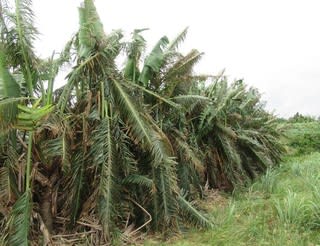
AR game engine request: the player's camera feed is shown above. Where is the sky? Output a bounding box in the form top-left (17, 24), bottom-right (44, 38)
top-left (32, 0), bottom-right (320, 118)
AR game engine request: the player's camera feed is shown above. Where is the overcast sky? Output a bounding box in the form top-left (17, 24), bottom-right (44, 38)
top-left (32, 0), bottom-right (320, 118)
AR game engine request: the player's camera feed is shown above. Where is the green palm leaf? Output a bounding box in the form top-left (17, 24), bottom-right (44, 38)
top-left (139, 36), bottom-right (169, 86)
top-left (178, 194), bottom-right (213, 229)
top-left (162, 49), bottom-right (203, 98)
top-left (124, 28), bottom-right (148, 82)
top-left (0, 47), bottom-right (20, 131)
top-left (91, 115), bottom-right (118, 240)
top-left (68, 150), bottom-right (86, 226)
top-left (123, 174), bottom-right (154, 190)
top-left (12, 0), bottom-right (38, 96)
top-left (6, 191), bottom-right (32, 246)
top-left (78, 0), bottom-right (105, 58)
top-left (166, 27), bottom-right (188, 52)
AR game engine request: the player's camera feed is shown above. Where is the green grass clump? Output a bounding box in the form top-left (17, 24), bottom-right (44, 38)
top-left (274, 190), bottom-right (313, 227)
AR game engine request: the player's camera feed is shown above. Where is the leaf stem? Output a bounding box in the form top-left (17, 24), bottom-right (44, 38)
top-left (26, 131), bottom-right (33, 191)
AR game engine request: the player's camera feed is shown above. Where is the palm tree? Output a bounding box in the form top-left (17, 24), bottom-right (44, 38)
top-left (56, 1), bottom-right (212, 242)
top-left (193, 76), bottom-right (284, 190)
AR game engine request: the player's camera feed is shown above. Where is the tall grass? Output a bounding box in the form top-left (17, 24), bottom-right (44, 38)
top-left (251, 168), bottom-right (279, 194)
top-left (274, 190), bottom-right (312, 226)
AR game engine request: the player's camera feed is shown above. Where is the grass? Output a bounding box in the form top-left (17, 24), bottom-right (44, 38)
top-left (142, 152), bottom-right (320, 246)
top-left (282, 121), bottom-right (320, 155)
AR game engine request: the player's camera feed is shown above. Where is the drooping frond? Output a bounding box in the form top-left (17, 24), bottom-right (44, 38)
top-left (6, 190), bottom-right (32, 246)
top-left (175, 134), bottom-right (205, 175)
top-left (67, 150), bottom-right (86, 226)
top-left (90, 115), bottom-right (119, 240)
top-left (0, 166), bottom-right (10, 206)
top-left (110, 78), bottom-right (152, 146)
top-left (177, 194), bottom-right (213, 229)
top-left (154, 163), bottom-right (178, 226)
top-left (0, 147), bottom-right (20, 205)
top-left (193, 77), bottom-right (284, 189)
top-left (122, 174), bottom-right (154, 190)
top-left (111, 78), bottom-right (175, 166)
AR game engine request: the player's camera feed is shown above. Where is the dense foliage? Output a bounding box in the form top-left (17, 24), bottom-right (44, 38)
top-left (0, 0), bottom-right (284, 244)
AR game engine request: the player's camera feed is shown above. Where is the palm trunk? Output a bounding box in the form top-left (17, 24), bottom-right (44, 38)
top-left (40, 188), bottom-right (53, 233)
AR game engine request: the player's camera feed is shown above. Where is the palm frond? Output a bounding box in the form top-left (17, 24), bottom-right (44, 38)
top-left (162, 49), bottom-right (203, 97)
top-left (123, 80), bottom-right (180, 109)
top-left (44, 38), bottom-right (73, 105)
top-left (0, 47), bottom-right (21, 131)
top-left (175, 135), bottom-right (204, 175)
top-left (6, 190), bottom-right (32, 246)
top-left (172, 94), bottom-right (209, 113)
top-left (67, 150), bottom-right (86, 226)
top-left (177, 194), bottom-right (213, 229)
top-left (103, 29), bottom-right (123, 59)
top-left (122, 174), bottom-right (154, 190)
top-left (124, 28), bottom-right (148, 82)
top-left (78, 0), bottom-right (105, 58)
top-left (12, 0), bottom-right (38, 96)
top-left (115, 124), bottom-right (137, 175)
top-left (0, 147), bottom-right (20, 206)
top-left (0, 167), bottom-right (10, 205)
top-left (156, 164), bottom-right (178, 225)
top-left (166, 27), bottom-right (188, 52)
top-left (110, 78), bottom-right (153, 146)
top-left (139, 36), bottom-right (169, 86)
top-left (0, 97), bottom-right (28, 106)
top-left (57, 52), bottom-right (100, 111)
top-left (91, 115), bottom-right (119, 240)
